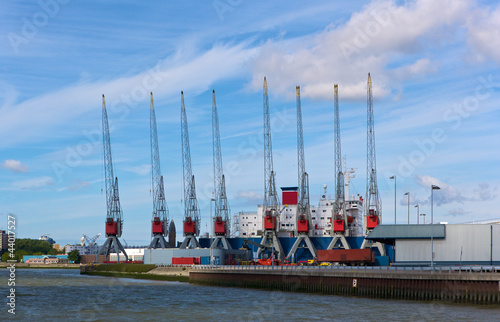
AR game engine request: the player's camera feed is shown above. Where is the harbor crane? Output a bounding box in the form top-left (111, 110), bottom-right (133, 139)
top-left (96, 94), bottom-right (128, 263)
top-left (211, 90), bottom-right (232, 249)
top-left (258, 77), bottom-right (284, 261)
top-left (360, 73), bottom-right (386, 256)
top-left (287, 86), bottom-right (316, 261)
top-left (149, 92), bottom-right (169, 249)
top-left (328, 84), bottom-right (351, 250)
top-left (180, 91), bottom-right (201, 249)
top-left (81, 233), bottom-right (101, 246)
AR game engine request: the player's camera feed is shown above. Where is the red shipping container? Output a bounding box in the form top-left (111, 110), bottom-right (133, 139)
top-left (172, 257), bottom-right (198, 265)
top-left (317, 249), bottom-right (374, 264)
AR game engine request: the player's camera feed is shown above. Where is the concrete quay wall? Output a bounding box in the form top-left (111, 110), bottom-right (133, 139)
top-left (190, 266), bottom-right (500, 305)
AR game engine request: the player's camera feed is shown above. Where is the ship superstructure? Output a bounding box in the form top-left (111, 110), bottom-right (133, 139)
top-left (237, 166), bottom-right (364, 238)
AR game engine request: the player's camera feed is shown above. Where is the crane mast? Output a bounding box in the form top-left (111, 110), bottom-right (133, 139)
top-left (211, 90), bottom-right (232, 249)
top-left (258, 77), bottom-right (284, 261)
top-left (96, 94), bottom-right (128, 263)
top-left (328, 84), bottom-right (350, 250)
top-left (361, 73), bottom-right (386, 255)
top-left (287, 86), bottom-right (316, 261)
top-left (149, 92), bottom-right (169, 249)
top-left (179, 91), bottom-right (201, 249)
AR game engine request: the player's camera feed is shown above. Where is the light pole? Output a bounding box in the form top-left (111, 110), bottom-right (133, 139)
top-left (210, 197), bottom-right (215, 266)
top-left (390, 176), bottom-right (396, 224)
top-left (404, 192), bottom-right (410, 224)
top-left (415, 204), bottom-right (419, 224)
top-left (420, 213), bottom-right (426, 224)
top-left (431, 185), bottom-right (440, 268)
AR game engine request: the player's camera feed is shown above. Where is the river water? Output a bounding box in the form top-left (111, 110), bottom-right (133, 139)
top-left (2, 269), bottom-right (499, 321)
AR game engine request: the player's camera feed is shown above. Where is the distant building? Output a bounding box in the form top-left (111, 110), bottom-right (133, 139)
top-left (65, 244), bottom-right (100, 255)
top-left (0, 230), bottom-right (8, 250)
top-left (24, 255), bottom-right (71, 264)
top-left (39, 235), bottom-right (56, 245)
top-left (109, 248), bottom-right (145, 262)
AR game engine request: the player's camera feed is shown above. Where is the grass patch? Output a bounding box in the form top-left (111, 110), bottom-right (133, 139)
top-left (93, 263), bottom-right (156, 273)
top-left (82, 271), bottom-right (189, 282)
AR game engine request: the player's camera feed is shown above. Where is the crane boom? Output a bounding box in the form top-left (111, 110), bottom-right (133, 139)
top-left (149, 92), bottom-right (169, 248)
top-left (288, 86), bottom-right (316, 261)
top-left (263, 77), bottom-right (279, 210)
top-left (259, 77), bottom-right (284, 261)
top-left (211, 90), bottom-right (231, 249)
top-left (296, 86), bottom-right (309, 220)
top-left (327, 84), bottom-right (350, 250)
top-left (333, 84), bottom-right (345, 222)
top-left (361, 73), bottom-right (386, 256)
top-left (180, 91), bottom-right (200, 248)
top-left (102, 95), bottom-right (122, 228)
top-left (97, 94), bottom-right (128, 262)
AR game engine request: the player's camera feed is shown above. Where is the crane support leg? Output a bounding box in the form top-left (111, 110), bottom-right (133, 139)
top-left (258, 230), bottom-right (284, 261)
top-left (180, 235), bottom-right (200, 249)
top-left (97, 236), bottom-right (128, 263)
top-left (211, 236), bottom-right (232, 250)
top-left (149, 235), bottom-right (168, 249)
top-left (360, 238), bottom-right (386, 256)
top-left (288, 234), bottom-right (317, 261)
top-left (327, 233), bottom-right (351, 250)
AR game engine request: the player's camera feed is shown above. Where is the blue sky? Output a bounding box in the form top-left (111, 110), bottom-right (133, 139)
top-left (1, 0), bottom-right (499, 246)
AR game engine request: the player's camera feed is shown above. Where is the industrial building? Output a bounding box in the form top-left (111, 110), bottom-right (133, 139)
top-left (366, 224), bottom-right (500, 265)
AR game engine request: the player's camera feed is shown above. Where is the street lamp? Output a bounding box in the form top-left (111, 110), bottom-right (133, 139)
top-left (390, 176), bottom-right (396, 224)
top-left (431, 185), bottom-right (440, 269)
top-left (404, 192), bottom-right (410, 224)
top-left (415, 204), bottom-right (419, 224)
top-left (210, 197), bottom-right (216, 267)
top-left (420, 213), bottom-right (426, 224)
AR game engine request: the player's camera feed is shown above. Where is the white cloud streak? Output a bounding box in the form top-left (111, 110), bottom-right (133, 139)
top-left (2, 159), bottom-right (29, 173)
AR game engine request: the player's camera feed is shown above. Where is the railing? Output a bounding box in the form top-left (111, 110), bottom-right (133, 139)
top-left (192, 264), bottom-right (500, 275)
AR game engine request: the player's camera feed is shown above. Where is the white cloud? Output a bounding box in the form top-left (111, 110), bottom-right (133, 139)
top-left (0, 42), bottom-right (258, 149)
top-left (447, 208), bottom-right (470, 217)
top-left (466, 4), bottom-right (500, 63)
top-left (12, 176), bottom-right (54, 190)
top-left (124, 164), bottom-right (151, 176)
top-left (2, 159), bottom-right (29, 173)
top-left (235, 190), bottom-right (263, 201)
top-left (415, 175), bottom-right (464, 206)
top-left (249, 0), bottom-right (471, 100)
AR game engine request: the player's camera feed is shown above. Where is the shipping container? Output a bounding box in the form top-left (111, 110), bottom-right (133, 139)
top-left (317, 249), bottom-right (374, 265)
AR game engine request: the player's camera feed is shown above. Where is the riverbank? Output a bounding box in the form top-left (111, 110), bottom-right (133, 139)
top-left (0, 262), bottom-right (80, 269)
top-left (80, 264), bottom-right (191, 282)
top-left (190, 265), bottom-right (500, 305)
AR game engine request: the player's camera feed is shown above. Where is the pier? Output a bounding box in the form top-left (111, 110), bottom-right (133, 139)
top-left (190, 265), bottom-right (500, 305)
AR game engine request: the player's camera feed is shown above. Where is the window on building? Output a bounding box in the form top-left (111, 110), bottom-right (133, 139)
top-left (312, 210), bottom-right (316, 212)
top-left (323, 210), bottom-right (326, 212)
top-left (243, 233), bottom-right (246, 235)
top-left (312, 217), bottom-right (316, 220)
top-left (321, 217), bottom-right (324, 220)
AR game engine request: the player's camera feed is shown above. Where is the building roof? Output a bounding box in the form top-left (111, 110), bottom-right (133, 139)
top-left (366, 224), bottom-right (446, 244)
